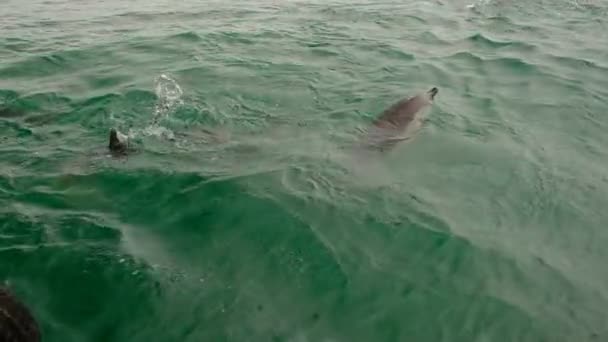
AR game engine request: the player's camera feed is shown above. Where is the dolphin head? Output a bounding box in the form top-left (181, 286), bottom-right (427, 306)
top-left (109, 128), bottom-right (128, 154)
top-left (109, 128), bottom-right (118, 142)
top-left (427, 87), bottom-right (438, 100)
top-left (109, 128), bottom-right (120, 146)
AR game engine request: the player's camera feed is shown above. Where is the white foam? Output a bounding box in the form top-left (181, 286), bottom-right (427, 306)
top-left (152, 73), bottom-right (184, 125)
top-left (142, 124), bottom-right (175, 140)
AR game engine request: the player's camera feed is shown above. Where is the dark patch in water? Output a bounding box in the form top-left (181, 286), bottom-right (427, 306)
top-left (0, 286), bottom-right (40, 342)
top-left (170, 31), bottom-right (203, 42)
top-left (0, 107), bottom-right (25, 118)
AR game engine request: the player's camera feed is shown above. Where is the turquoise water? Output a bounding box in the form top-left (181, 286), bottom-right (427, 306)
top-left (2, 0), bottom-right (608, 341)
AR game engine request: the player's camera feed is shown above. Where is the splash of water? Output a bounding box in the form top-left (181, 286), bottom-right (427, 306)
top-left (126, 73), bottom-right (184, 142)
top-left (151, 73), bottom-right (183, 126)
top-left (467, 0), bottom-right (491, 9)
top-left (141, 125), bottom-right (175, 141)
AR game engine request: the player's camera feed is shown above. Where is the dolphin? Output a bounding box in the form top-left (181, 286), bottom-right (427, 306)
top-left (359, 87), bottom-right (438, 152)
top-left (108, 128), bottom-right (130, 156)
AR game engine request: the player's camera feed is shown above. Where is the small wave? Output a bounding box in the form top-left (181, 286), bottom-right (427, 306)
top-left (547, 54), bottom-right (608, 73)
top-left (309, 48), bottom-right (341, 57)
top-left (486, 15), bottom-right (512, 24)
top-left (488, 56), bottom-right (538, 73)
top-left (114, 11), bottom-right (164, 21)
top-left (0, 89), bottom-right (19, 104)
top-left (0, 46), bottom-right (118, 80)
top-left (0, 54), bottom-right (68, 79)
top-left (446, 51), bottom-right (485, 64)
top-left (374, 43), bottom-right (416, 61)
top-left (446, 51), bottom-right (538, 74)
top-left (79, 93), bottom-right (121, 108)
top-left (408, 30), bottom-right (450, 47)
top-left (207, 31), bottom-right (255, 45)
top-left (84, 74), bottom-right (132, 90)
top-left (0, 91), bottom-right (73, 125)
top-left (1, 38), bottom-right (33, 54)
top-left (466, 33), bottom-right (534, 50)
top-left (169, 31), bottom-right (203, 42)
top-left (0, 107), bottom-right (24, 118)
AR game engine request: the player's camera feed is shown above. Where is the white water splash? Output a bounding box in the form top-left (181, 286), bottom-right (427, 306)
top-left (132, 73), bottom-right (185, 141)
top-left (151, 73), bottom-right (183, 126)
top-left (467, 0), bottom-right (491, 9)
top-left (142, 125), bottom-right (175, 140)
top-left (114, 74), bottom-right (184, 144)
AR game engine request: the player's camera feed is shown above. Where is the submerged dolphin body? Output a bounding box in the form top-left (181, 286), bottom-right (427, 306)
top-left (360, 87), bottom-right (438, 152)
top-left (107, 125), bottom-right (227, 156)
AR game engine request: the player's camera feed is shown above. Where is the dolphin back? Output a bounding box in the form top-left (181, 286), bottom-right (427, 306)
top-left (373, 91), bottom-right (433, 129)
top-left (358, 87), bottom-right (438, 151)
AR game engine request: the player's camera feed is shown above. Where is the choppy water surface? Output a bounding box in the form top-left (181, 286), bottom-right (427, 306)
top-left (1, 0), bottom-right (608, 341)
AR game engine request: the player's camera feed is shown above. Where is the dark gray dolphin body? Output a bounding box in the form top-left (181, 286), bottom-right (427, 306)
top-left (108, 128), bottom-right (130, 156)
top-left (0, 286), bottom-right (40, 342)
top-left (360, 87), bottom-right (438, 152)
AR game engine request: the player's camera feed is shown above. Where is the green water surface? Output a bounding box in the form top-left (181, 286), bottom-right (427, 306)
top-left (1, 0), bottom-right (608, 341)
